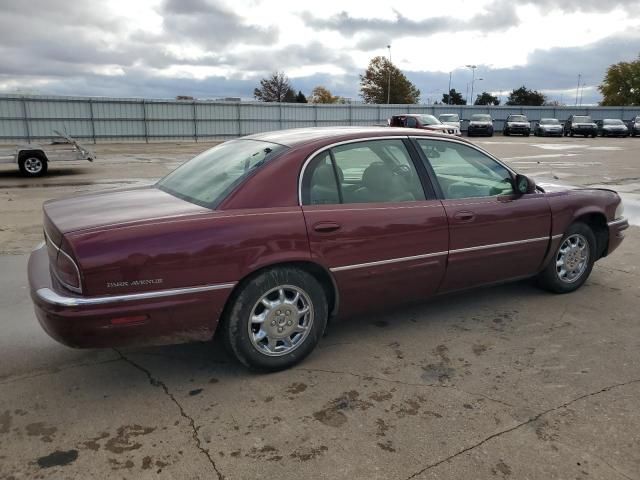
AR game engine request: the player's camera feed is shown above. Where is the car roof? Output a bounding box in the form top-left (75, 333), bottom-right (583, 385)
top-left (242, 126), bottom-right (463, 148)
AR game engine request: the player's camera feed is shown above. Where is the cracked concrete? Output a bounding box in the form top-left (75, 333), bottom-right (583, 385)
top-left (115, 349), bottom-right (224, 479)
top-left (1, 137), bottom-right (640, 479)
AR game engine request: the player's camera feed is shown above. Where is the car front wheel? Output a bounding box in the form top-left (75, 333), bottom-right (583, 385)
top-left (222, 267), bottom-right (328, 371)
top-left (536, 223), bottom-right (596, 294)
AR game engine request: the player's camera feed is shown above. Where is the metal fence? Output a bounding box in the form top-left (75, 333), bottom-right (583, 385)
top-left (1, 94), bottom-right (639, 143)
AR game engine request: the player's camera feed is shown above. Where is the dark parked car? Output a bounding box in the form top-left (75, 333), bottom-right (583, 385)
top-left (503, 114), bottom-right (531, 136)
top-left (534, 118), bottom-right (563, 137)
top-left (564, 115), bottom-right (597, 137)
top-left (627, 116), bottom-right (640, 137)
top-left (467, 114), bottom-right (494, 137)
top-left (29, 127), bottom-right (628, 371)
top-left (596, 119), bottom-right (630, 137)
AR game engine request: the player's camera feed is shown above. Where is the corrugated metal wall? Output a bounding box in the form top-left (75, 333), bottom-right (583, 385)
top-left (1, 94), bottom-right (638, 143)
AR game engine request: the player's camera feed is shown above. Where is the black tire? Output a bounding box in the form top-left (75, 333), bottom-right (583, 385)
top-left (222, 267), bottom-right (328, 371)
top-left (536, 222), bottom-right (596, 294)
top-left (563, 130), bottom-right (568, 137)
top-left (525, 131), bottom-right (530, 137)
top-left (503, 129), bottom-right (509, 136)
top-left (18, 153), bottom-right (48, 177)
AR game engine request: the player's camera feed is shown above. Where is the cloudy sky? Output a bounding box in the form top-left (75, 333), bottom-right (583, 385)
top-left (1, 0), bottom-right (638, 104)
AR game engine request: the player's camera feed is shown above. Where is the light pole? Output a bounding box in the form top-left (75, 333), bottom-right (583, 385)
top-left (387, 44), bottom-right (392, 104)
top-left (575, 73), bottom-right (581, 106)
top-left (465, 64), bottom-right (477, 106)
top-left (447, 72), bottom-right (452, 105)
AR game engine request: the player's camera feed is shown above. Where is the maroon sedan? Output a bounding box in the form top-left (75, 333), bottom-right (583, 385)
top-left (28, 127), bottom-right (628, 371)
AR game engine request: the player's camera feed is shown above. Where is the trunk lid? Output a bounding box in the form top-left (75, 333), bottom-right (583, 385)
top-left (43, 186), bottom-right (210, 234)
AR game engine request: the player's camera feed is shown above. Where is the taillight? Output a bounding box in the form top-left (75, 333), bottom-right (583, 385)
top-left (55, 249), bottom-right (81, 292)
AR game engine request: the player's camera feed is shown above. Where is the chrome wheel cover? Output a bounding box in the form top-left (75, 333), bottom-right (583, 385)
top-left (556, 234), bottom-right (589, 283)
top-left (24, 157), bottom-right (43, 174)
top-left (248, 285), bottom-right (314, 357)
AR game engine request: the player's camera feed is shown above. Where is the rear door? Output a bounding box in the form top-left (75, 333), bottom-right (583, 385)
top-left (414, 137), bottom-right (552, 292)
top-left (300, 138), bottom-right (448, 315)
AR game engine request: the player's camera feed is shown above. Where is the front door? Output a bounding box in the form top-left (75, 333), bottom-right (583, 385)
top-left (414, 138), bottom-right (552, 292)
top-left (300, 138), bottom-right (448, 315)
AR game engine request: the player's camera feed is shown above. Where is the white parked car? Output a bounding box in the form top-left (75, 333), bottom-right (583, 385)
top-left (388, 114), bottom-right (461, 136)
top-left (438, 113), bottom-right (461, 131)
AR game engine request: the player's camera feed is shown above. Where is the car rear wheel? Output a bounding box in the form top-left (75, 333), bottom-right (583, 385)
top-left (536, 223), bottom-right (596, 294)
top-left (18, 154), bottom-right (48, 177)
top-left (222, 267), bottom-right (328, 371)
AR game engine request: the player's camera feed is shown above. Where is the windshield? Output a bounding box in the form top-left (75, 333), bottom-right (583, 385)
top-left (157, 139), bottom-right (287, 208)
top-left (573, 116), bottom-right (592, 123)
top-left (439, 114), bottom-right (459, 122)
top-left (471, 114), bottom-right (491, 121)
top-left (603, 119), bottom-right (624, 125)
top-left (419, 115), bottom-right (441, 125)
top-left (508, 115), bottom-right (527, 122)
top-left (540, 118), bottom-right (560, 125)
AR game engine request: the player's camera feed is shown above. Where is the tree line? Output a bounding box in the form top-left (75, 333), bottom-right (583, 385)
top-left (252, 54), bottom-right (640, 106)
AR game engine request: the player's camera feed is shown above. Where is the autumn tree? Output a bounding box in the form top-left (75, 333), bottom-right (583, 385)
top-left (599, 56), bottom-right (640, 106)
top-left (359, 56), bottom-right (420, 104)
top-left (254, 71), bottom-right (296, 102)
top-left (505, 86), bottom-right (546, 106)
top-left (310, 86), bottom-right (339, 104)
top-left (474, 91), bottom-right (500, 105)
top-left (442, 89), bottom-right (466, 105)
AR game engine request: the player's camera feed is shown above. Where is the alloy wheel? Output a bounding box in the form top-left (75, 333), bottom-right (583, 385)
top-left (248, 285), bottom-right (314, 356)
top-left (556, 234), bottom-right (590, 283)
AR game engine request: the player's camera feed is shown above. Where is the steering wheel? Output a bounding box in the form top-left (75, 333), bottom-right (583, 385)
top-left (392, 164), bottom-right (412, 179)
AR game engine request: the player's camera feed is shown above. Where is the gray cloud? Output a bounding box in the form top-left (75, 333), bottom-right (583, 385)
top-left (159, 0), bottom-right (278, 47)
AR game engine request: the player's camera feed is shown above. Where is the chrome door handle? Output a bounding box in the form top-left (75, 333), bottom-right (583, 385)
top-left (313, 222), bottom-right (341, 233)
top-left (454, 211), bottom-right (475, 222)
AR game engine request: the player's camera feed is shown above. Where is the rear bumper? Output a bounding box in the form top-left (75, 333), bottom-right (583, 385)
top-left (28, 244), bottom-right (235, 348)
top-left (606, 217), bottom-right (629, 256)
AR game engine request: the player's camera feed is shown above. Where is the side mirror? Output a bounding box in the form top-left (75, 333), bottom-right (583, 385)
top-left (514, 174), bottom-right (536, 195)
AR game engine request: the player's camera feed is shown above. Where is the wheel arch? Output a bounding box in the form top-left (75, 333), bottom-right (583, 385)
top-left (572, 211), bottom-right (609, 259)
top-left (17, 149), bottom-right (48, 162)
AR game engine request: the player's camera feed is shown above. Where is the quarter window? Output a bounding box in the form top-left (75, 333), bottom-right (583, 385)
top-left (302, 139), bottom-right (426, 205)
top-left (417, 139), bottom-right (513, 199)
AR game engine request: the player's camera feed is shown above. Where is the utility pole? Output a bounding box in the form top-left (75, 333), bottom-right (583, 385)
top-left (466, 65), bottom-right (477, 107)
top-left (575, 73), bottom-right (581, 106)
top-left (579, 82), bottom-right (586, 106)
top-left (387, 45), bottom-right (392, 104)
top-left (448, 72), bottom-right (452, 105)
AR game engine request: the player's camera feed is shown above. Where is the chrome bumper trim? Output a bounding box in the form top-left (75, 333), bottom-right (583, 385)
top-left (607, 217), bottom-right (629, 228)
top-left (36, 282), bottom-right (237, 307)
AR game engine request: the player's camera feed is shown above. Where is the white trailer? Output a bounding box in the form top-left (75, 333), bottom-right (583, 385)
top-left (0, 131), bottom-right (95, 177)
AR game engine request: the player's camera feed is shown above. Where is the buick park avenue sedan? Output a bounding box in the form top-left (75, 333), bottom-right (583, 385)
top-left (29, 127), bottom-right (628, 371)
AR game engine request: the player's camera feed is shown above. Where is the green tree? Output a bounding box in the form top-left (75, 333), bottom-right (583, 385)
top-left (359, 56), bottom-right (420, 104)
top-left (295, 91), bottom-right (308, 103)
top-left (442, 89), bottom-right (466, 105)
top-left (310, 86), bottom-right (339, 104)
top-left (254, 71), bottom-right (295, 102)
top-left (599, 56), bottom-right (640, 106)
top-left (474, 91), bottom-right (500, 105)
top-left (505, 86), bottom-right (546, 106)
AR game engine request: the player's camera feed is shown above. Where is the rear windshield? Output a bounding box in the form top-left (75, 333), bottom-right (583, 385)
top-left (439, 114), bottom-right (459, 122)
top-left (573, 116), bottom-right (592, 123)
top-left (603, 119), bottom-right (624, 125)
top-left (157, 139), bottom-right (287, 208)
top-left (508, 115), bottom-right (527, 122)
top-left (471, 114), bottom-right (492, 121)
top-left (540, 118), bottom-right (560, 124)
